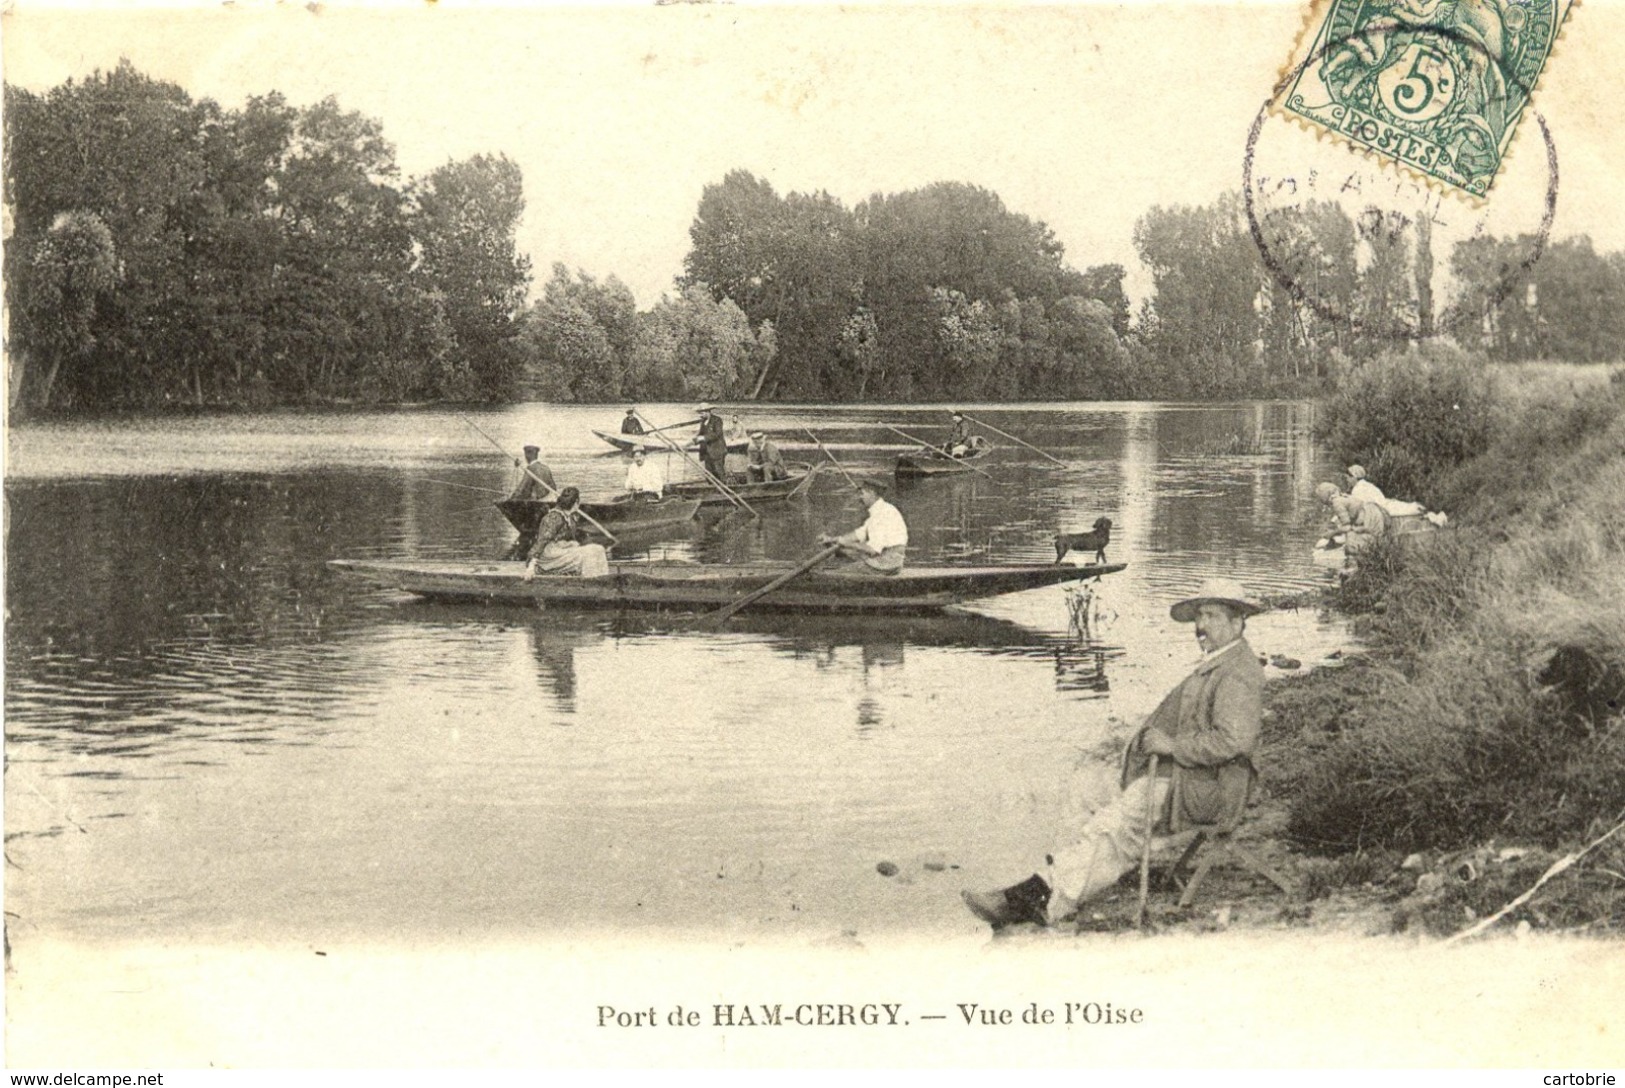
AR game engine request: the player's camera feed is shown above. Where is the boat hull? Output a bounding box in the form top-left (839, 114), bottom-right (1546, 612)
top-left (667, 464), bottom-right (816, 506)
top-left (592, 429), bottom-right (748, 455)
top-left (328, 558), bottom-right (1128, 614)
top-left (495, 496), bottom-right (701, 536)
top-left (896, 445), bottom-right (992, 478)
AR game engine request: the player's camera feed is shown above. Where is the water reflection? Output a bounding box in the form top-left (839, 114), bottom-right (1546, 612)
top-left (5, 401), bottom-right (1347, 941)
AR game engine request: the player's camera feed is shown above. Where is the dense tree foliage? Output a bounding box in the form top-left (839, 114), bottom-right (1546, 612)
top-left (4, 62), bottom-right (529, 411)
top-left (8, 63), bottom-right (1620, 415)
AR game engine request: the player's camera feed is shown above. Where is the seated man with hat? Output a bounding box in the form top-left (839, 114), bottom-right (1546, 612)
top-left (818, 476), bottom-right (909, 574)
top-left (620, 407), bottom-right (645, 436)
top-left (962, 578), bottom-right (1266, 928)
top-left (745, 431), bottom-right (788, 483)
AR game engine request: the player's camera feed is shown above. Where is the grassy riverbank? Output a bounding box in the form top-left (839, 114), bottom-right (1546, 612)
top-left (1261, 358), bottom-right (1625, 936)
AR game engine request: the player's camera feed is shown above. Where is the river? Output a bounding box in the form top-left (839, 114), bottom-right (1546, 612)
top-left (4, 401), bottom-right (1349, 945)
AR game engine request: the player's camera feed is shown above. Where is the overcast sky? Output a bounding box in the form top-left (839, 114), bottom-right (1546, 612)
top-left (6, 1), bottom-right (1622, 308)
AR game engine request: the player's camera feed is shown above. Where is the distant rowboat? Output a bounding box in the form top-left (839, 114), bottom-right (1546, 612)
top-left (896, 436), bottom-right (993, 479)
top-left (328, 557), bottom-right (1128, 614)
top-left (591, 428), bottom-right (748, 455)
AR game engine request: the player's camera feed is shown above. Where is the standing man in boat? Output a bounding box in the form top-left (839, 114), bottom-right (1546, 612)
top-left (507, 444), bottom-right (556, 503)
top-left (695, 402), bottom-right (729, 483)
top-left (745, 431), bottom-right (788, 483)
top-left (818, 476), bottom-right (909, 574)
top-left (524, 487), bottom-right (611, 579)
top-left (624, 449), bottom-right (666, 501)
top-left (621, 408), bottom-right (645, 436)
top-left (962, 579), bottom-right (1266, 929)
top-left (501, 444), bottom-right (558, 559)
top-left (943, 411), bottom-right (973, 458)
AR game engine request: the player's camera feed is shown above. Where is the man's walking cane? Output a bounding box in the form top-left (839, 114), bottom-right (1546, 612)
top-left (1137, 754), bottom-right (1161, 929)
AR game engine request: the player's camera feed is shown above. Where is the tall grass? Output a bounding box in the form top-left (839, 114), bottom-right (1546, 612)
top-left (1273, 364), bottom-right (1625, 854)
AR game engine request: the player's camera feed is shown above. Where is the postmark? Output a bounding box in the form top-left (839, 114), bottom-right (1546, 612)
top-left (1275, 0), bottom-right (1574, 198)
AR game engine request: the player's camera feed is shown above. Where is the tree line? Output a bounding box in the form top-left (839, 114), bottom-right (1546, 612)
top-left (7, 63), bottom-right (1621, 414)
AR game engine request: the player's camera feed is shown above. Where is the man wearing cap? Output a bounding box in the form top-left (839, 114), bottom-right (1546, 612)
top-left (943, 411), bottom-right (973, 458)
top-left (506, 444), bottom-right (557, 503)
top-left (621, 408), bottom-right (645, 436)
top-left (962, 579), bottom-right (1266, 928)
top-left (501, 444), bottom-right (559, 559)
top-left (694, 402), bottom-right (728, 482)
top-left (745, 431), bottom-right (788, 483)
top-left (818, 477), bottom-right (909, 574)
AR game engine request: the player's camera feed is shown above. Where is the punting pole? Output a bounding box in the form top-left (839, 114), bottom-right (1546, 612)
top-left (962, 412), bottom-right (1069, 467)
top-left (804, 429), bottom-right (859, 486)
top-left (461, 417), bottom-right (620, 545)
top-left (634, 411), bottom-right (759, 517)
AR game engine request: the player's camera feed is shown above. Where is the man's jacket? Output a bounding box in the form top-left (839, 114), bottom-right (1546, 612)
top-left (1121, 637), bottom-right (1263, 832)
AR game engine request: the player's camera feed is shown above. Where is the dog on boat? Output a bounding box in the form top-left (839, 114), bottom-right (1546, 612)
top-left (1054, 517), bottom-right (1112, 565)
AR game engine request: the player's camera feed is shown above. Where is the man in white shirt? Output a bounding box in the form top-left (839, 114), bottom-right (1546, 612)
top-left (624, 450), bottom-right (666, 500)
top-left (819, 477), bottom-right (908, 574)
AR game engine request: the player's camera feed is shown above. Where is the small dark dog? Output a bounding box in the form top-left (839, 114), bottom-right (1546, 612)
top-left (1054, 517), bottom-right (1112, 565)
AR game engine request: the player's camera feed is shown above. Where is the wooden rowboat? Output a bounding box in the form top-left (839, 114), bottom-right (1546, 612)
top-left (667, 463), bottom-right (818, 507)
top-left (592, 429), bottom-right (749, 455)
top-left (328, 557), bottom-right (1128, 614)
top-left (896, 437), bottom-right (993, 479)
top-left (495, 495), bottom-right (701, 538)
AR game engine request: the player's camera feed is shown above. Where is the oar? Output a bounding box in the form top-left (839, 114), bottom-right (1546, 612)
top-left (880, 422), bottom-right (994, 478)
top-left (422, 477), bottom-right (506, 496)
top-left (1137, 753), bottom-right (1161, 930)
top-left (804, 429), bottom-right (858, 486)
top-left (695, 543), bottom-right (842, 628)
top-left (461, 417), bottom-right (620, 545)
top-left (962, 412), bottom-right (1069, 467)
top-left (636, 411), bottom-right (759, 517)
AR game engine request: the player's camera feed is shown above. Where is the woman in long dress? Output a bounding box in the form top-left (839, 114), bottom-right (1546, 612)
top-left (523, 487), bottom-right (611, 579)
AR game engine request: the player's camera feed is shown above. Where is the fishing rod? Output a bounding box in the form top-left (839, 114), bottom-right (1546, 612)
top-left (461, 417), bottom-right (620, 545)
top-left (633, 411), bottom-right (759, 518)
top-left (804, 429), bottom-right (859, 486)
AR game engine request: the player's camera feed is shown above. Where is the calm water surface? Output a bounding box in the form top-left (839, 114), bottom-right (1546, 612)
top-left (5, 402), bottom-right (1348, 943)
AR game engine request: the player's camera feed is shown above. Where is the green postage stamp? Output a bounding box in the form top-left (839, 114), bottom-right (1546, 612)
top-left (1276, 0), bottom-right (1575, 197)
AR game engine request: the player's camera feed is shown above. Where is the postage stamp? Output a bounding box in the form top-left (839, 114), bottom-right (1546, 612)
top-left (1275, 0), bottom-right (1575, 197)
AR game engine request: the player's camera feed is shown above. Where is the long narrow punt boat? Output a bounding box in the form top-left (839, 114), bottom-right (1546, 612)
top-left (667, 463), bottom-right (819, 507)
top-left (896, 440), bottom-right (993, 479)
top-left (495, 496), bottom-right (701, 537)
top-left (328, 558), bottom-right (1128, 614)
top-left (592, 429), bottom-right (749, 455)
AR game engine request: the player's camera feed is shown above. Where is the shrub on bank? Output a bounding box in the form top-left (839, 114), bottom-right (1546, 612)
top-left (1273, 375), bottom-right (1625, 866)
top-left (1316, 343), bottom-right (1498, 504)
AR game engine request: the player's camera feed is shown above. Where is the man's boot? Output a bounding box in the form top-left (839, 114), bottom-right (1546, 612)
top-left (961, 874), bottom-right (1051, 928)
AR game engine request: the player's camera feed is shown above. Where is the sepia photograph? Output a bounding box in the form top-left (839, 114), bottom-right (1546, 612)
top-left (4, 0), bottom-right (1623, 1072)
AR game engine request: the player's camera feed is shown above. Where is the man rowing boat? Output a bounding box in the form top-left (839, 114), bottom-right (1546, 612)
top-left (818, 476), bottom-right (908, 574)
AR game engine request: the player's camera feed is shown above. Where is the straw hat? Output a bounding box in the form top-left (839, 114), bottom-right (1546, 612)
top-left (1170, 578), bottom-right (1264, 623)
top-left (697, 401), bottom-right (715, 412)
top-left (1315, 481), bottom-right (1341, 502)
top-left (749, 430), bottom-right (766, 439)
top-left (1347, 464), bottom-right (1367, 479)
top-left (853, 475), bottom-right (890, 494)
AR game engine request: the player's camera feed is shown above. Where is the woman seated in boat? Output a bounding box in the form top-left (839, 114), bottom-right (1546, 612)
top-left (745, 431), bottom-right (788, 483)
top-left (818, 476), bottom-right (908, 574)
top-left (624, 449), bottom-right (666, 500)
top-left (523, 487), bottom-right (611, 580)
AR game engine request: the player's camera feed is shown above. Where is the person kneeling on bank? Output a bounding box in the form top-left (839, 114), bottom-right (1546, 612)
top-left (524, 486), bottom-right (611, 580)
